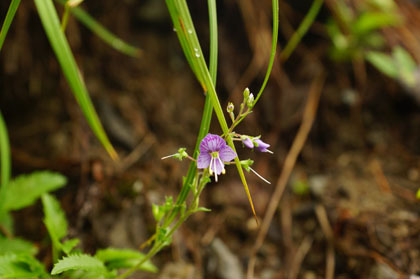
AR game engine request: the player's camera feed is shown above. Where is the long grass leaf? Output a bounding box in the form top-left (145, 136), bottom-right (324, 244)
top-left (33, 0), bottom-right (117, 159)
top-left (0, 111), bottom-right (11, 216)
top-left (0, 0), bottom-right (21, 51)
top-left (55, 0), bottom-right (141, 57)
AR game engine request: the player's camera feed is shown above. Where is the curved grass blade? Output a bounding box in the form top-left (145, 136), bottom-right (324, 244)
top-left (170, 0), bottom-right (258, 219)
top-left (0, 0), bottom-right (21, 51)
top-left (33, 0), bottom-right (118, 160)
top-left (280, 0), bottom-right (323, 61)
top-left (55, 0), bottom-right (141, 57)
top-left (0, 111), bottom-right (11, 216)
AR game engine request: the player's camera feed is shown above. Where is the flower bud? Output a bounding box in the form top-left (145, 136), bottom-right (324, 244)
top-left (247, 93), bottom-right (254, 108)
top-left (227, 102), bottom-right (234, 113)
top-left (243, 88), bottom-right (250, 101)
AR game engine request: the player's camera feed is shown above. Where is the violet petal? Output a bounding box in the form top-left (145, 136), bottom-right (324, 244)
top-left (197, 152), bottom-right (211, 169)
top-left (212, 157), bottom-right (225, 175)
top-left (242, 137), bottom-right (254, 149)
top-left (199, 133), bottom-right (225, 153)
top-left (254, 138), bottom-right (270, 152)
top-left (219, 145), bottom-right (237, 162)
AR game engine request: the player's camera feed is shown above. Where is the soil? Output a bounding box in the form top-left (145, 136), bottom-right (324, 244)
top-left (1, 0), bottom-right (420, 278)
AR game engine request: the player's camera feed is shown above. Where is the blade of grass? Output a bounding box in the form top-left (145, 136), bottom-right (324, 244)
top-left (33, 0), bottom-right (117, 160)
top-left (172, 0), bottom-right (260, 218)
top-left (55, 0), bottom-right (141, 57)
top-left (280, 0), bottom-right (323, 61)
top-left (0, 110), bottom-right (11, 216)
top-left (253, 0), bottom-right (279, 106)
top-left (164, 0), bottom-right (217, 224)
top-left (0, 0), bottom-right (21, 51)
top-left (224, 0), bottom-right (279, 133)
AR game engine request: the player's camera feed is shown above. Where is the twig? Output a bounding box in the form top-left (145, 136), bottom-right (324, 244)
top-left (247, 73), bottom-right (325, 279)
top-left (315, 204), bottom-right (335, 279)
top-left (369, 159), bottom-right (392, 194)
top-left (289, 235), bottom-right (313, 279)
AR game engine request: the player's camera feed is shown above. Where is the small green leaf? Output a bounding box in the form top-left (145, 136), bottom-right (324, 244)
top-left (393, 46), bottom-right (417, 86)
top-left (0, 237), bottom-right (38, 256)
top-left (95, 248), bottom-right (157, 272)
top-left (62, 238), bottom-right (80, 255)
top-left (353, 12), bottom-right (401, 35)
top-left (195, 207), bottom-right (211, 212)
top-left (416, 189), bottom-right (420, 199)
top-left (42, 193), bottom-right (68, 244)
top-left (0, 253), bottom-right (48, 279)
top-left (365, 51), bottom-right (398, 78)
top-left (4, 171), bottom-right (67, 211)
top-left (51, 254), bottom-right (107, 275)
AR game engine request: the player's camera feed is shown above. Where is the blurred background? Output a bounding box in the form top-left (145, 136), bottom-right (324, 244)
top-left (1, 0), bottom-right (420, 278)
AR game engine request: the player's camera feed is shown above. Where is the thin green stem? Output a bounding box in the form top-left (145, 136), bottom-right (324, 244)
top-left (61, 4), bottom-right (70, 31)
top-left (55, 0), bottom-right (141, 57)
top-left (280, 0), bottom-right (323, 61)
top-left (0, 111), bottom-right (11, 216)
top-left (0, 0), bottom-right (21, 51)
top-left (253, 0), bottom-right (279, 106)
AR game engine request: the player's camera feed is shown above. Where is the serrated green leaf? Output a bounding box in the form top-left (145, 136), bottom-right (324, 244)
top-left (33, 0), bottom-right (118, 159)
top-left (51, 254), bottom-right (107, 275)
top-left (42, 193), bottom-right (68, 245)
top-left (4, 171), bottom-right (67, 211)
top-left (0, 253), bottom-right (48, 279)
top-left (365, 51), bottom-right (398, 78)
top-left (0, 237), bottom-right (38, 256)
top-left (95, 248), bottom-right (157, 272)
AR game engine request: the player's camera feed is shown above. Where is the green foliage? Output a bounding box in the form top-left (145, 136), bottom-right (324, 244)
top-left (0, 253), bottom-right (48, 279)
top-left (4, 171), bottom-right (66, 211)
top-left (51, 254), bottom-right (107, 275)
top-left (0, 238), bottom-right (38, 256)
top-left (95, 248), bottom-right (157, 272)
top-left (55, 0), bottom-right (141, 57)
top-left (33, 0), bottom-right (117, 159)
top-left (327, 1), bottom-right (401, 61)
top-left (41, 193), bottom-right (68, 249)
top-left (0, 111), bottom-right (11, 217)
top-left (0, 0), bottom-right (21, 51)
top-left (366, 46), bottom-right (417, 86)
top-left (0, 212), bottom-right (13, 235)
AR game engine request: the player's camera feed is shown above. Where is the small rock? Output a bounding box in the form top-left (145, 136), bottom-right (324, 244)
top-left (308, 175), bottom-right (329, 198)
top-left (208, 238), bottom-right (243, 279)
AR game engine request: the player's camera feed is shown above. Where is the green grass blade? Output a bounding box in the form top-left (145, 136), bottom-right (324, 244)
top-left (169, 0), bottom-right (258, 218)
top-left (280, 0), bottom-right (323, 61)
top-left (0, 0), bottom-right (21, 51)
top-left (208, 0), bottom-right (218, 82)
top-left (165, 0), bottom-right (216, 220)
top-left (0, 111), bottom-right (11, 216)
top-left (253, 0), bottom-right (279, 106)
top-left (55, 0), bottom-right (141, 57)
top-left (33, 0), bottom-right (118, 160)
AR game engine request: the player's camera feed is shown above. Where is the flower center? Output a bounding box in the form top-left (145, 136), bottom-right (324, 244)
top-left (210, 151), bottom-right (219, 158)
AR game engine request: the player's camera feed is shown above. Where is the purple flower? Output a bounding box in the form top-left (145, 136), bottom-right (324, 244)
top-left (242, 137), bottom-right (254, 149)
top-left (197, 133), bottom-right (237, 181)
top-left (254, 138), bottom-right (271, 153)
